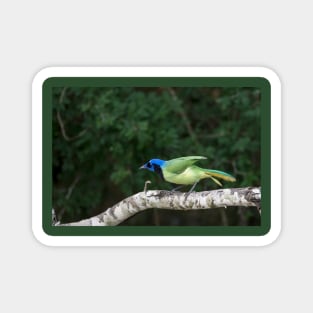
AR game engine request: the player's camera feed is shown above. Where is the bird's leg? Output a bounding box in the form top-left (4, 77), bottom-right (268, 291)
top-left (171, 185), bottom-right (184, 192)
top-left (184, 181), bottom-right (199, 200)
top-left (188, 181), bottom-right (199, 193)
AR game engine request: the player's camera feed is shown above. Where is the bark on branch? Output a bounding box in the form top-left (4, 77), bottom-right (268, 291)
top-left (58, 187), bottom-right (261, 226)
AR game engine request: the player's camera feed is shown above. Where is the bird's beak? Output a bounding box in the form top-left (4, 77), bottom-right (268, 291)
top-left (139, 165), bottom-right (145, 169)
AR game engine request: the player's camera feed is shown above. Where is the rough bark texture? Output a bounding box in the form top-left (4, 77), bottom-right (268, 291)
top-left (58, 187), bottom-right (261, 226)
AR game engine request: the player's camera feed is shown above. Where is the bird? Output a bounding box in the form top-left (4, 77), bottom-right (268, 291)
top-left (139, 156), bottom-right (236, 193)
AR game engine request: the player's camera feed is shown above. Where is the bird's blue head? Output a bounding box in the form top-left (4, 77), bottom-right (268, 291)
top-left (139, 158), bottom-right (166, 172)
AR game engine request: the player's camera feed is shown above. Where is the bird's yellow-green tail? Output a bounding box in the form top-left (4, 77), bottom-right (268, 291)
top-left (202, 169), bottom-right (236, 187)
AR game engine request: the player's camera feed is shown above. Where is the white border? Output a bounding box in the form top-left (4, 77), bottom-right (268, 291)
top-left (32, 67), bottom-right (281, 246)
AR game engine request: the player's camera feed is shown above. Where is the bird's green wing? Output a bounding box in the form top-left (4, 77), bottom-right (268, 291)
top-left (164, 156), bottom-right (207, 174)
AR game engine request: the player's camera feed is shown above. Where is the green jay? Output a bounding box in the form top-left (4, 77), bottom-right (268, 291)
top-left (140, 156), bottom-right (236, 193)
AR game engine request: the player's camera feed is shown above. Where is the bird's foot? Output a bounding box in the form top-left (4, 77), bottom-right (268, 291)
top-left (184, 192), bottom-right (192, 201)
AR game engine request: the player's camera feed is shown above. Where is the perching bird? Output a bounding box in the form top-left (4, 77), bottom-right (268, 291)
top-left (140, 156), bottom-right (236, 193)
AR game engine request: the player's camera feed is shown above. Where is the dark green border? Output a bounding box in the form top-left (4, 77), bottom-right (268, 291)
top-left (42, 77), bottom-right (270, 236)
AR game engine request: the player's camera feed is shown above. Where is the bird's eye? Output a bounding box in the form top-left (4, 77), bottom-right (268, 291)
top-left (147, 162), bottom-right (151, 168)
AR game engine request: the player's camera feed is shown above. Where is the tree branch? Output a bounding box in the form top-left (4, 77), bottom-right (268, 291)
top-left (56, 87), bottom-right (88, 141)
top-left (56, 110), bottom-right (88, 141)
top-left (168, 88), bottom-right (201, 148)
top-left (58, 187), bottom-right (261, 226)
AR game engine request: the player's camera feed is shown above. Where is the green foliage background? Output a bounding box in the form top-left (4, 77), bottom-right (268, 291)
top-left (53, 86), bottom-right (260, 226)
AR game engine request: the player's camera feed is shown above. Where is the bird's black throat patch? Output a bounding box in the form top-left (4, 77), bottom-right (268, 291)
top-left (152, 164), bottom-right (165, 181)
